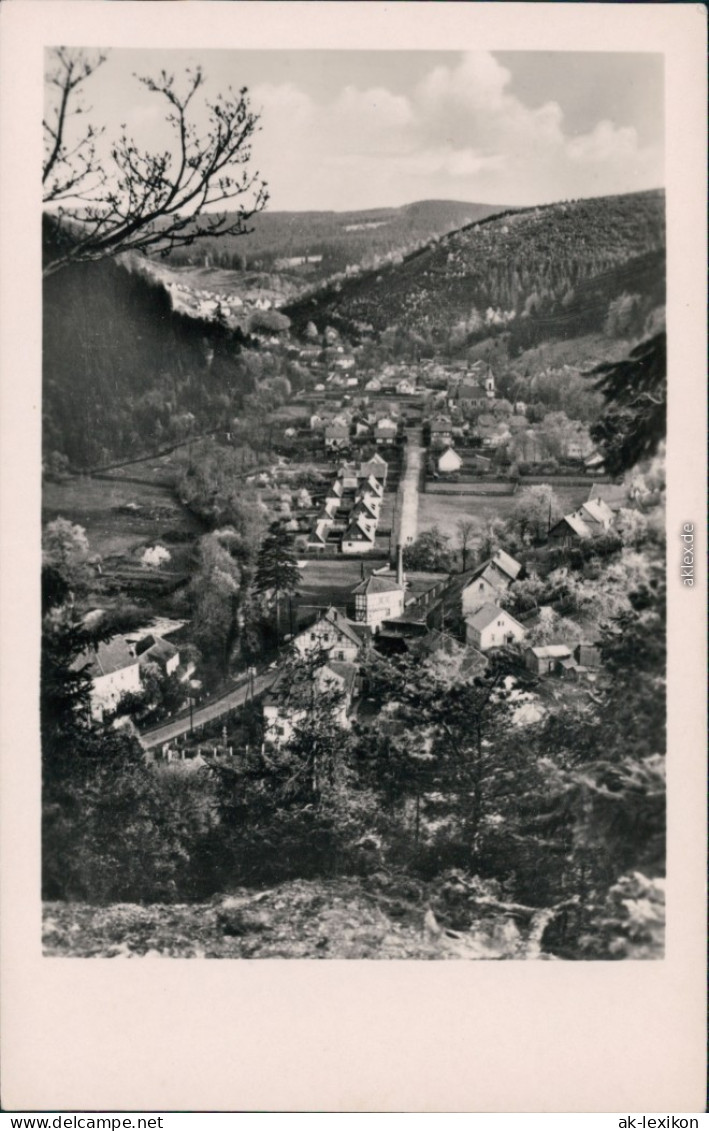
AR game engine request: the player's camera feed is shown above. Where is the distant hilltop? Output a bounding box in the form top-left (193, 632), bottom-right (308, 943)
top-left (160, 199), bottom-right (503, 282)
top-left (284, 188), bottom-right (666, 350)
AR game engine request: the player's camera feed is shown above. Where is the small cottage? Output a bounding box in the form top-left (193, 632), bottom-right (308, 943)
top-left (465, 604), bottom-right (526, 652)
top-left (437, 447), bottom-right (463, 475)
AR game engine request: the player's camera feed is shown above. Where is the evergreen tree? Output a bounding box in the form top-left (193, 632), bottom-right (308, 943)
top-left (254, 521), bottom-right (302, 640)
top-left (590, 331), bottom-right (666, 475)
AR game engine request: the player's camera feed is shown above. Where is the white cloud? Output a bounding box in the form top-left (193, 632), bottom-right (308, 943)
top-left (249, 52), bottom-right (663, 209)
top-left (567, 120), bottom-right (639, 163)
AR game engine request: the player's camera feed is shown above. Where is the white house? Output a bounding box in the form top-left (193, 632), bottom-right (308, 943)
top-left (307, 518), bottom-right (334, 548)
top-left (460, 551), bottom-right (522, 616)
top-left (358, 472), bottom-right (384, 498)
top-left (71, 636), bottom-right (143, 721)
top-left (351, 573), bottom-right (405, 631)
top-left (358, 453), bottom-right (388, 484)
top-left (341, 515), bottom-right (377, 554)
top-left (437, 447), bottom-right (463, 474)
top-left (351, 495), bottom-right (380, 522)
top-left (336, 462), bottom-right (359, 489)
top-left (465, 603), bottom-right (526, 652)
top-left (570, 499), bottom-right (614, 532)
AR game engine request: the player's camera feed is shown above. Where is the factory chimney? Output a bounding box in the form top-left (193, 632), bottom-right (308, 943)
top-left (396, 543), bottom-right (404, 588)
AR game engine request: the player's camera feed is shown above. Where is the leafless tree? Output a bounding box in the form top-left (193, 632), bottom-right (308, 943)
top-left (456, 518), bottom-right (476, 572)
top-left (43, 48), bottom-right (268, 277)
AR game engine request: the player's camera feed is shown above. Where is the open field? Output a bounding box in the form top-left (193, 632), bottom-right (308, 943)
top-left (43, 474), bottom-right (203, 561)
top-left (417, 483), bottom-right (590, 542)
top-left (294, 559), bottom-right (367, 623)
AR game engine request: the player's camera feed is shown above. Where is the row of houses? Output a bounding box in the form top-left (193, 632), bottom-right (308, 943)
top-left (306, 455), bottom-right (389, 554)
top-left (309, 407), bottom-right (400, 450)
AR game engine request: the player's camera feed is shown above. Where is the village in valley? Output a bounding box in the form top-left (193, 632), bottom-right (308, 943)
top-left (39, 46), bottom-right (668, 961)
top-left (63, 336), bottom-right (636, 765)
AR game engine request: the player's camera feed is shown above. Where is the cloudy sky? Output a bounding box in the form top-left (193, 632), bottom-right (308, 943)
top-left (49, 48), bottom-right (664, 211)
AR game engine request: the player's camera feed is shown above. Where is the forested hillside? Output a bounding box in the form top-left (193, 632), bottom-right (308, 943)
top-left (43, 258), bottom-right (265, 470)
top-left (164, 199), bottom-right (502, 279)
top-left (285, 190), bottom-right (665, 347)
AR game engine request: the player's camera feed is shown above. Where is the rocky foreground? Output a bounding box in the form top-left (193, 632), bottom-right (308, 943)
top-left (43, 872), bottom-right (556, 960)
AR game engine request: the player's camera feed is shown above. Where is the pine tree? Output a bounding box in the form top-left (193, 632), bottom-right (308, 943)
top-left (254, 522), bottom-right (302, 640)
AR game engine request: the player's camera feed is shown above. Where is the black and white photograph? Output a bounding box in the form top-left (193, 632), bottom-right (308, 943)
top-left (1, 0), bottom-right (706, 1114)
top-left (37, 39), bottom-right (672, 961)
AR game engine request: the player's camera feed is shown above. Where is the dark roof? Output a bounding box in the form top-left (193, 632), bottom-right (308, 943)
top-left (136, 634), bottom-right (179, 663)
top-left (70, 636), bottom-right (138, 678)
top-left (352, 574), bottom-right (403, 596)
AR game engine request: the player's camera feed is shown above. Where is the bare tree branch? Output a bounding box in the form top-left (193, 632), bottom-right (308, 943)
top-left (43, 49), bottom-right (269, 277)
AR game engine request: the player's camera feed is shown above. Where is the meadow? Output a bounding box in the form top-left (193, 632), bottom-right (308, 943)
top-left (417, 483), bottom-right (591, 542)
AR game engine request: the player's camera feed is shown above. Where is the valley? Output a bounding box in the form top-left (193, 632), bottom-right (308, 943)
top-left (41, 187), bottom-right (668, 962)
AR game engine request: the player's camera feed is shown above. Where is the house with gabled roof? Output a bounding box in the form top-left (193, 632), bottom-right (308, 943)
top-left (465, 603), bottom-right (526, 652)
top-left (460, 550), bottom-right (522, 616)
top-left (307, 518), bottom-right (334, 549)
top-left (571, 499), bottom-right (614, 532)
top-left (358, 472), bottom-right (384, 498)
top-left (135, 634), bottom-right (180, 677)
top-left (584, 448), bottom-right (606, 474)
top-left (549, 499), bottom-right (613, 547)
top-left (437, 447), bottom-right (463, 474)
top-left (293, 606), bottom-right (362, 663)
top-left (358, 453), bottom-right (388, 484)
top-left (351, 495), bottom-right (380, 523)
top-left (70, 635), bottom-right (142, 720)
top-left (490, 548), bottom-right (522, 583)
top-left (352, 573), bottom-right (405, 631)
top-left (524, 643), bottom-right (573, 676)
top-left (548, 512), bottom-right (593, 547)
top-left (341, 515), bottom-right (377, 554)
top-left (586, 482), bottom-right (627, 513)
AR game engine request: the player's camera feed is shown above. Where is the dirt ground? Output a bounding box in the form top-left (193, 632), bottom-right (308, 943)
top-left (43, 875), bottom-right (555, 960)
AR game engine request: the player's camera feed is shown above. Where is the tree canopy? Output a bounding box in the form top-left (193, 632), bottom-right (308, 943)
top-left (589, 332), bottom-right (666, 476)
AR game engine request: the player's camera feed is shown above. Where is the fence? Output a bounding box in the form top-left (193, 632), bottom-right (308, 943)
top-left (293, 548), bottom-right (390, 561)
top-left (423, 480), bottom-right (518, 497)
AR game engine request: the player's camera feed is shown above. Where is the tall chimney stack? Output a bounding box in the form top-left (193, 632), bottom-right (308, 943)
top-left (396, 543), bottom-right (404, 588)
